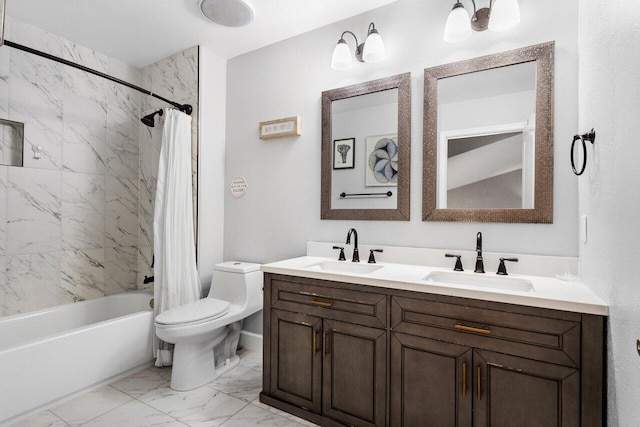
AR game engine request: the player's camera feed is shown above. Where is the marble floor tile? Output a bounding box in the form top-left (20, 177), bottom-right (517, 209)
top-left (49, 385), bottom-right (132, 426)
top-left (139, 385), bottom-right (248, 427)
top-left (81, 400), bottom-right (187, 427)
top-left (219, 403), bottom-right (306, 427)
top-left (238, 348), bottom-right (263, 371)
top-left (250, 400), bottom-right (319, 427)
top-left (9, 410), bottom-right (68, 427)
top-left (110, 365), bottom-right (171, 398)
top-left (207, 364), bottom-right (263, 403)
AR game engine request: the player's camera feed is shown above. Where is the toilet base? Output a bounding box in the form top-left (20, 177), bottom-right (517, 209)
top-left (169, 342), bottom-right (241, 391)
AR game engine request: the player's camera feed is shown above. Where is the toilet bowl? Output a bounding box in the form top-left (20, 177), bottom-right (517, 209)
top-left (155, 261), bottom-right (263, 391)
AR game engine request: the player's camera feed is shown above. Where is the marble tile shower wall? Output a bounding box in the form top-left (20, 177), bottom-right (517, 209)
top-left (137, 47), bottom-right (199, 291)
top-left (0, 18), bottom-right (141, 316)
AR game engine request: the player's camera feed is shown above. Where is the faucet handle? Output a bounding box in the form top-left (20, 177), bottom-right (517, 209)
top-left (496, 257), bottom-right (519, 275)
top-left (332, 246), bottom-right (346, 261)
top-left (445, 253), bottom-right (464, 271)
top-left (368, 249), bottom-right (383, 264)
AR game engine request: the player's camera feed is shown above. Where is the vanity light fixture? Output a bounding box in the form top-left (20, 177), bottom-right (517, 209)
top-left (443, 0), bottom-right (521, 43)
top-left (331, 22), bottom-right (385, 71)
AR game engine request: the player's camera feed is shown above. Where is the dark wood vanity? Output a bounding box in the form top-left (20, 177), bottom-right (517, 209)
top-left (260, 273), bottom-right (605, 427)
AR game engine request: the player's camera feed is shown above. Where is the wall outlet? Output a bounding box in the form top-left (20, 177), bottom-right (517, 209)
top-left (580, 215), bottom-right (588, 244)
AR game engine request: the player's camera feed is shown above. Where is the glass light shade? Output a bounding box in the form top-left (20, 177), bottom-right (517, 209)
top-left (488, 0), bottom-right (520, 32)
top-left (363, 31), bottom-right (385, 63)
top-left (443, 4), bottom-right (471, 43)
top-left (331, 40), bottom-right (353, 70)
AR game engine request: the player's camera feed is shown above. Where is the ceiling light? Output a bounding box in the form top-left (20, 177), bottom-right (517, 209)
top-left (199, 0), bottom-right (254, 28)
top-left (443, 0), bottom-right (520, 42)
top-left (331, 23), bottom-right (385, 71)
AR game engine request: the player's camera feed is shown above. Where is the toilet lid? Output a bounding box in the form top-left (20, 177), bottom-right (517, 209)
top-left (155, 298), bottom-right (230, 326)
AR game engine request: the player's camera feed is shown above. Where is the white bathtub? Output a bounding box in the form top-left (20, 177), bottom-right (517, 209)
top-left (0, 291), bottom-right (155, 425)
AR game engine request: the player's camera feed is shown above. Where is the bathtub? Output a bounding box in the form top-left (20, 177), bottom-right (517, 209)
top-left (0, 291), bottom-right (155, 425)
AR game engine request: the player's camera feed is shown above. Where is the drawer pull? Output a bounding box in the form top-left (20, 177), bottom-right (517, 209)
top-left (455, 323), bottom-right (491, 335)
top-left (309, 299), bottom-right (333, 308)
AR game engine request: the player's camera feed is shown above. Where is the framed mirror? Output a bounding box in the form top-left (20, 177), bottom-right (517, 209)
top-left (423, 42), bottom-right (554, 223)
top-left (321, 73), bottom-right (411, 220)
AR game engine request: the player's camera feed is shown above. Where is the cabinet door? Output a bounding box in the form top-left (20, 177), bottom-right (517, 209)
top-left (473, 349), bottom-right (580, 427)
top-left (322, 319), bottom-right (387, 427)
top-left (269, 309), bottom-right (322, 413)
top-left (390, 332), bottom-right (472, 427)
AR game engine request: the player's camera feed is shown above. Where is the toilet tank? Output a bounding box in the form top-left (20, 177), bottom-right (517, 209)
top-left (208, 262), bottom-right (263, 313)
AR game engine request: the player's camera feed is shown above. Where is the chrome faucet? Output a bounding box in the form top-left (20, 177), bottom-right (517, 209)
top-left (474, 232), bottom-right (485, 273)
top-left (346, 228), bottom-right (360, 262)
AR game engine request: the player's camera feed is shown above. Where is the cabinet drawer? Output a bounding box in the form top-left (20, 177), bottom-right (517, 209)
top-left (391, 296), bottom-right (581, 367)
top-left (270, 275), bottom-right (386, 329)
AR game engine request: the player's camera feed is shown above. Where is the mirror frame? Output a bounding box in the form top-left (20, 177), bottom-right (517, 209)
top-left (321, 73), bottom-right (411, 220)
top-left (422, 42), bottom-right (554, 223)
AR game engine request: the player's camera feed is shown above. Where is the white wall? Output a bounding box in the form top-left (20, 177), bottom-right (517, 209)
top-left (224, 0), bottom-right (579, 263)
top-left (578, 1), bottom-right (640, 425)
top-left (197, 47), bottom-right (227, 293)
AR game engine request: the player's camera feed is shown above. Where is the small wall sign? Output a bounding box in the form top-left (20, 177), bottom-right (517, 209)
top-left (259, 116), bottom-right (301, 140)
top-left (230, 176), bottom-right (248, 198)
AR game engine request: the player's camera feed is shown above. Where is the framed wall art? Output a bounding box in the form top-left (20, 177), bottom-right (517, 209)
top-left (333, 138), bottom-right (355, 169)
top-left (365, 133), bottom-right (398, 187)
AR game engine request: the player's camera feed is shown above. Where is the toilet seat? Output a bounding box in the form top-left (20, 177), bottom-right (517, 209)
top-left (155, 298), bottom-right (230, 327)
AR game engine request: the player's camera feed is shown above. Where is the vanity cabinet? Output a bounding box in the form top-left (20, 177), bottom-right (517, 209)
top-left (264, 275), bottom-right (387, 427)
top-left (261, 273), bottom-right (605, 427)
top-left (390, 294), bottom-right (599, 427)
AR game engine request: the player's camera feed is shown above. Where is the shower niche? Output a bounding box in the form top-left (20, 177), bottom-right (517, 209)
top-left (0, 118), bottom-right (24, 167)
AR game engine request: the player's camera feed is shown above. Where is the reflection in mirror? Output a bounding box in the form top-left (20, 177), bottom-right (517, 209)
top-left (423, 42), bottom-right (554, 223)
top-left (331, 88), bottom-right (398, 210)
top-left (438, 61), bottom-right (536, 209)
top-left (321, 73), bottom-right (411, 221)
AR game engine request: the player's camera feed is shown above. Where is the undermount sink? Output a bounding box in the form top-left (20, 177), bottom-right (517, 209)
top-left (424, 271), bottom-right (534, 292)
top-left (305, 261), bottom-right (383, 275)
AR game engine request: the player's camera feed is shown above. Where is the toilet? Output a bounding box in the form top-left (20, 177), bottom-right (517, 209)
top-left (155, 261), bottom-right (263, 391)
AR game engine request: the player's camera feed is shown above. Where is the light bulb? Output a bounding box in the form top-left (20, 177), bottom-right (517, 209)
top-left (489, 0), bottom-right (520, 32)
top-left (331, 39), bottom-right (353, 70)
top-left (363, 30), bottom-right (385, 63)
top-left (443, 3), bottom-right (471, 43)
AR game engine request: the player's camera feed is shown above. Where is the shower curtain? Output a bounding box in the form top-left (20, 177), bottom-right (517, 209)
top-left (153, 108), bottom-right (201, 367)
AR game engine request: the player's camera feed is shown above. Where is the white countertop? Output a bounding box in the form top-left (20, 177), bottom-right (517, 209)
top-left (261, 256), bottom-right (609, 316)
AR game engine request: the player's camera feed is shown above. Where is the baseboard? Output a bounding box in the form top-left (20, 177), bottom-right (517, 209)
top-left (239, 330), bottom-right (263, 351)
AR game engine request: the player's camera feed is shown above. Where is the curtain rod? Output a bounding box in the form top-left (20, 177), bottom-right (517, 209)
top-left (2, 39), bottom-right (193, 115)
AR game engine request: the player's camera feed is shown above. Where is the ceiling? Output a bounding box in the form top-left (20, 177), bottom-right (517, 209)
top-left (5, 0), bottom-right (398, 68)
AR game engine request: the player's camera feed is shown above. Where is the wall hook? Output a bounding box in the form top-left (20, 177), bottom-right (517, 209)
top-left (571, 129), bottom-right (596, 176)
